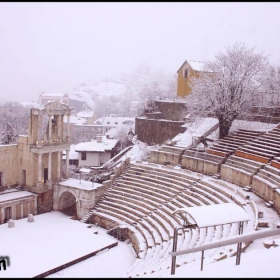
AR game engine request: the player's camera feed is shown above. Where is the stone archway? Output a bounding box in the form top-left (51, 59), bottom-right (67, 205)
top-left (58, 191), bottom-right (78, 217)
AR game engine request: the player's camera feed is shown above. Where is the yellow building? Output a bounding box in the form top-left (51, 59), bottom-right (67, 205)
top-left (177, 60), bottom-right (205, 98)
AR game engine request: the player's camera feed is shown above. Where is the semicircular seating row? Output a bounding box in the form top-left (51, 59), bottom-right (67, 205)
top-left (150, 126), bottom-right (280, 216)
top-left (83, 162), bottom-right (257, 277)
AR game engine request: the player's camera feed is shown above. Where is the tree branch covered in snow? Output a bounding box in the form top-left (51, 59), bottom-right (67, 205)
top-left (260, 65), bottom-right (280, 106)
top-left (1, 121), bottom-right (17, 144)
top-left (185, 43), bottom-right (269, 138)
top-left (0, 101), bottom-right (30, 141)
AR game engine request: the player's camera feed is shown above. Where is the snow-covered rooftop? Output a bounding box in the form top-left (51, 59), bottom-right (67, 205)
top-left (62, 144), bottom-right (79, 160)
top-left (77, 110), bottom-right (94, 118)
top-left (0, 190), bottom-right (37, 203)
top-left (188, 60), bottom-right (205, 71)
top-left (40, 92), bottom-right (67, 97)
top-left (75, 137), bottom-right (118, 152)
top-left (173, 203), bottom-right (250, 228)
top-left (63, 115), bottom-right (87, 125)
top-left (59, 178), bottom-right (102, 190)
top-left (100, 117), bottom-right (135, 126)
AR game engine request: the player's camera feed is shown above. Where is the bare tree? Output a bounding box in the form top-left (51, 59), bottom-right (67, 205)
top-left (186, 43), bottom-right (269, 139)
top-left (261, 65), bottom-right (280, 106)
top-left (114, 123), bottom-right (134, 149)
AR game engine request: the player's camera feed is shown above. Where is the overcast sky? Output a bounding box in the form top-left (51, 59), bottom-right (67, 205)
top-left (1, 2), bottom-right (280, 102)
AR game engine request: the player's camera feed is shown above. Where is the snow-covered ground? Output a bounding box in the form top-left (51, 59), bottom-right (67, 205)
top-left (0, 211), bottom-right (131, 278)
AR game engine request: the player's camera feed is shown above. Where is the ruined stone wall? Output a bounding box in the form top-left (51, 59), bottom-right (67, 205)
top-left (0, 144), bottom-right (19, 186)
top-left (155, 101), bottom-right (187, 121)
top-left (135, 117), bottom-right (186, 145)
top-left (37, 189), bottom-right (53, 214)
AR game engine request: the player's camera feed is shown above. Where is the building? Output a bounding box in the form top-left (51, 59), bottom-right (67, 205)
top-left (63, 115), bottom-right (87, 143)
top-left (177, 60), bottom-right (205, 98)
top-left (62, 144), bottom-right (79, 166)
top-left (39, 92), bottom-right (70, 106)
top-left (73, 116), bottom-right (135, 143)
top-left (75, 136), bottom-right (119, 167)
top-left (0, 100), bottom-right (73, 223)
top-left (76, 110), bottom-right (97, 124)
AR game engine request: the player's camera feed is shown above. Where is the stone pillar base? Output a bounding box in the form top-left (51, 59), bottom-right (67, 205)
top-left (36, 182), bottom-right (44, 192)
top-left (46, 180), bottom-right (53, 190)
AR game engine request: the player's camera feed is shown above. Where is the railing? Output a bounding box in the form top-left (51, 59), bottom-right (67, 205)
top-left (91, 145), bottom-right (133, 172)
top-left (170, 228), bottom-right (280, 275)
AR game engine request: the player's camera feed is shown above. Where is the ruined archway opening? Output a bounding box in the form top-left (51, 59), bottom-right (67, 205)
top-left (58, 191), bottom-right (77, 218)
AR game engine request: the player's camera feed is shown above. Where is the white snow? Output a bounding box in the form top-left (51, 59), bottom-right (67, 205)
top-left (59, 178), bottom-right (102, 190)
top-left (0, 211), bottom-right (123, 278)
top-left (188, 60), bottom-right (205, 71)
top-left (173, 117), bottom-right (218, 147)
top-left (79, 168), bottom-right (92, 173)
top-left (99, 116), bottom-right (135, 126)
top-left (0, 190), bottom-right (36, 203)
top-left (75, 137), bottom-right (118, 152)
top-left (77, 110), bottom-right (94, 118)
top-left (172, 117), bottom-right (278, 148)
top-left (63, 115), bottom-right (87, 125)
top-left (40, 92), bottom-right (66, 97)
top-left (62, 144), bottom-right (79, 160)
top-left (173, 203), bottom-right (250, 228)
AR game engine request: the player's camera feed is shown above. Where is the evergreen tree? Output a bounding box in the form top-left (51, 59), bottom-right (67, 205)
top-left (1, 122), bottom-right (17, 144)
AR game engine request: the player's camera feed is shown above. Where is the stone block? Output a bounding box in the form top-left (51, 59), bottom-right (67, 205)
top-left (8, 219), bottom-right (15, 228)
top-left (27, 214), bottom-right (34, 223)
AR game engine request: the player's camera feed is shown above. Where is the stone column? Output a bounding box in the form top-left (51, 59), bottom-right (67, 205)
top-left (57, 151), bottom-right (61, 181)
top-left (47, 152), bottom-right (52, 188)
top-left (11, 205), bottom-right (16, 219)
top-left (34, 197), bottom-right (38, 215)
top-left (58, 115), bottom-right (62, 143)
top-left (61, 114), bottom-right (64, 142)
top-left (48, 115), bottom-right (52, 144)
top-left (0, 208), bottom-right (4, 224)
top-left (38, 153), bottom-right (42, 183)
top-left (67, 114), bottom-right (70, 141)
top-left (38, 114), bottom-right (43, 141)
top-left (66, 150), bottom-right (70, 178)
top-left (21, 203), bottom-right (23, 219)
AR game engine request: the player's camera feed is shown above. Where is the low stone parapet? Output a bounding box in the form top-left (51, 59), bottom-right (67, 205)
top-left (252, 175), bottom-right (279, 201)
top-left (220, 164), bottom-right (253, 187)
top-left (182, 155), bottom-right (222, 176)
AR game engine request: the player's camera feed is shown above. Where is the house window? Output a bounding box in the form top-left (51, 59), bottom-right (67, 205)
top-left (184, 69), bottom-right (189, 78)
top-left (81, 152), bottom-right (87, 160)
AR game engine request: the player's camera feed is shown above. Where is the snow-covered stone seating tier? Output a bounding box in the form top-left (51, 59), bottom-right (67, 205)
top-left (81, 162), bottom-right (257, 278)
top-left (221, 154), bottom-right (265, 187)
top-left (252, 164), bottom-right (280, 204)
top-left (206, 129), bottom-right (264, 158)
top-left (235, 126), bottom-right (280, 164)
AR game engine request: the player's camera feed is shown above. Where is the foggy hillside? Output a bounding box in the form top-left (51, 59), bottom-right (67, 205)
top-left (68, 66), bottom-right (176, 115)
